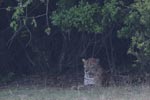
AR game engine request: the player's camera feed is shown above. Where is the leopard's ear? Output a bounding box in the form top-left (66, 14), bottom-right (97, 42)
top-left (82, 58), bottom-right (86, 63)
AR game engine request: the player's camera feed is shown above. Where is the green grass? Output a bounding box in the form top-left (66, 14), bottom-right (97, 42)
top-left (0, 85), bottom-right (150, 100)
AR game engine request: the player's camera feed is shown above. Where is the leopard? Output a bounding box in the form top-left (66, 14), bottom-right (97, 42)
top-left (82, 58), bottom-right (103, 87)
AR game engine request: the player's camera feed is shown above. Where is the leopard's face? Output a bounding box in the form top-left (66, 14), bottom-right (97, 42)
top-left (83, 59), bottom-right (98, 78)
top-left (84, 67), bottom-right (96, 78)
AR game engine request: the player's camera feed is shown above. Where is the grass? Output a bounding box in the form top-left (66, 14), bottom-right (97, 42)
top-left (0, 84), bottom-right (150, 100)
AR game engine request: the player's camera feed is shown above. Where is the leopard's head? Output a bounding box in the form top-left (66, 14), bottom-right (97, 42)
top-left (82, 58), bottom-right (100, 78)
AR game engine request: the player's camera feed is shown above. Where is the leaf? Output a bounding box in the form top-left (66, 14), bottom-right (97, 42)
top-left (10, 21), bottom-right (18, 31)
top-left (31, 18), bottom-right (37, 28)
top-left (45, 27), bottom-right (51, 35)
top-left (51, 0), bottom-right (101, 33)
top-left (6, 6), bottom-right (11, 11)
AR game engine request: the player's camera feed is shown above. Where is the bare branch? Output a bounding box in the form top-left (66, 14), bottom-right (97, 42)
top-left (25, 25), bottom-right (32, 47)
top-left (7, 26), bottom-right (24, 48)
top-left (20, 13), bottom-right (46, 19)
top-left (46, 0), bottom-right (50, 27)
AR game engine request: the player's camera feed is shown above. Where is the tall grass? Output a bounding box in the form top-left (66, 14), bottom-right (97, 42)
top-left (0, 84), bottom-right (150, 100)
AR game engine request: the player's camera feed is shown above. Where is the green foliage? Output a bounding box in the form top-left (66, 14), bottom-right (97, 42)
top-left (10, 20), bottom-right (19, 31)
top-left (119, 0), bottom-right (150, 68)
top-left (10, 0), bottom-right (33, 31)
top-left (101, 0), bottom-right (123, 32)
top-left (102, 0), bottom-right (119, 22)
top-left (51, 0), bottom-right (102, 33)
top-left (8, 0), bottom-right (45, 31)
top-left (4, 0), bottom-right (150, 75)
top-left (45, 27), bottom-right (51, 35)
top-left (31, 17), bottom-right (37, 28)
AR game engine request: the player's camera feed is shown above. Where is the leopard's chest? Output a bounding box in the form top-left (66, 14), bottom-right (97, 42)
top-left (84, 73), bottom-right (95, 85)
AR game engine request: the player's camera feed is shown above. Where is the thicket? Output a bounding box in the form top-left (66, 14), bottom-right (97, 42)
top-left (0, 0), bottom-right (149, 82)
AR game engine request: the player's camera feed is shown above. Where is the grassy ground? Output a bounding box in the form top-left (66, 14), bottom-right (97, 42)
top-left (0, 84), bottom-right (150, 100)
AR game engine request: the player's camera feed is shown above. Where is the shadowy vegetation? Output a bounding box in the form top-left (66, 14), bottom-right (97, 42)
top-left (0, 0), bottom-right (150, 87)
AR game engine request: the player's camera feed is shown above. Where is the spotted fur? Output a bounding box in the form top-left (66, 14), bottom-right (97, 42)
top-left (82, 58), bottom-right (103, 86)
